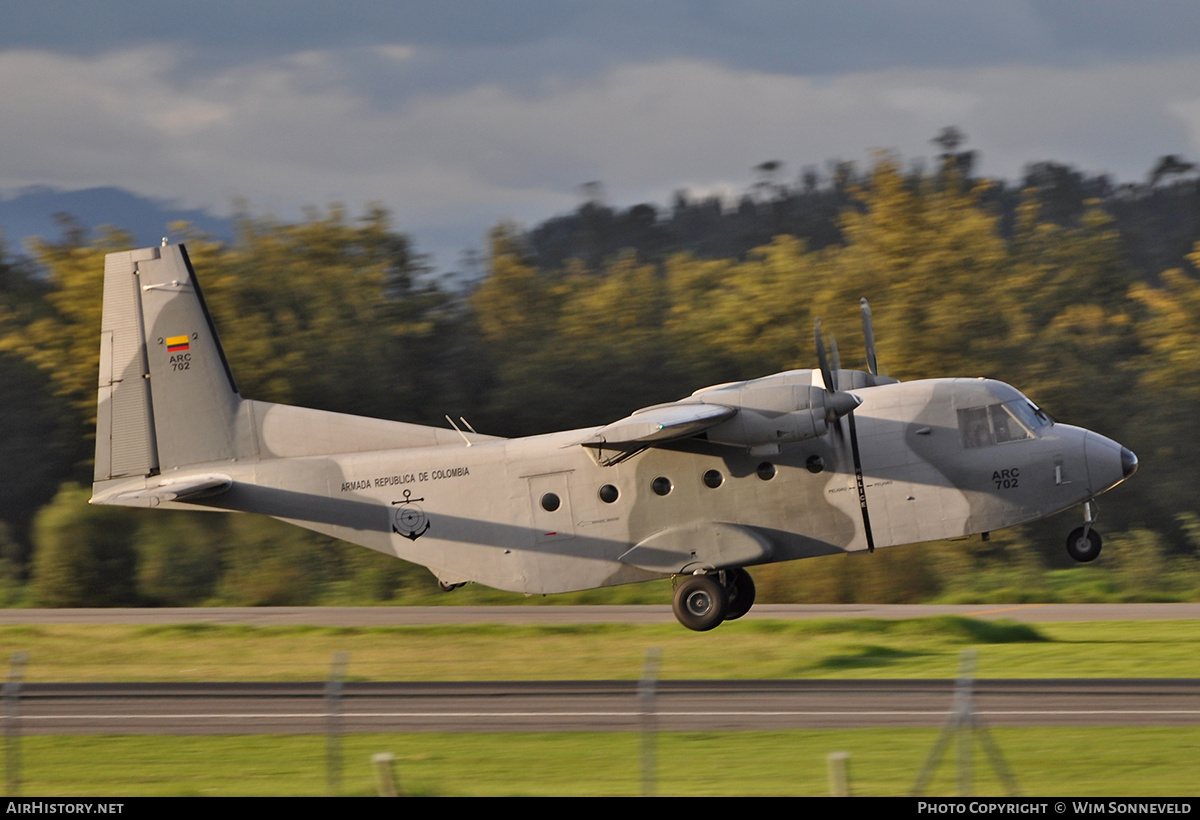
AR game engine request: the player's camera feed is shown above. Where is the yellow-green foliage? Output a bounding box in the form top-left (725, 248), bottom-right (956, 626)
top-left (6, 158), bottom-right (1200, 605)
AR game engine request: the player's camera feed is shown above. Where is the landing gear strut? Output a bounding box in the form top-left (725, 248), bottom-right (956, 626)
top-left (1066, 501), bottom-right (1102, 563)
top-left (672, 569), bottom-right (757, 631)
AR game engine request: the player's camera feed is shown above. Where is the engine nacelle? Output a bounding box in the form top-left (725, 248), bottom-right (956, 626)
top-left (691, 383), bottom-right (857, 449)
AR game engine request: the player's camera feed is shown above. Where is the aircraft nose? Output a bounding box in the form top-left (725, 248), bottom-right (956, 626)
top-left (1121, 447), bottom-right (1138, 479)
top-left (1084, 431), bottom-right (1136, 494)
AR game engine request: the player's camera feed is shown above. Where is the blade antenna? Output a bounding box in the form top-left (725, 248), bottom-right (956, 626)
top-left (445, 415), bottom-right (473, 446)
top-left (860, 298), bottom-right (878, 377)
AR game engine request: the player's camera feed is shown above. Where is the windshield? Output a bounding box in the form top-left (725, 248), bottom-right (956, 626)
top-left (1005, 399), bottom-right (1052, 431)
top-left (959, 400), bottom-right (1048, 449)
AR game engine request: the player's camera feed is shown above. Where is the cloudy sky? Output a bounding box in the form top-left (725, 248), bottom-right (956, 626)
top-left (4, 1), bottom-right (1200, 268)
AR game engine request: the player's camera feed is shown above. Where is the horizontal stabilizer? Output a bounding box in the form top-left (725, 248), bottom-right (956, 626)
top-left (577, 403), bottom-right (736, 449)
top-left (91, 474), bottom-right (233, 508)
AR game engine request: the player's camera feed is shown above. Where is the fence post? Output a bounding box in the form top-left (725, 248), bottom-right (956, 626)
top-left (639, 647), bottom-right (662, 797)
top-left (326, 651), bottom-right (349, 795)
top-left (373, 752), bottom-right (399, 797)
top-left (827, 751), bottom-right (850, 796)
top-left (4, 652), bottom-right (26, 797)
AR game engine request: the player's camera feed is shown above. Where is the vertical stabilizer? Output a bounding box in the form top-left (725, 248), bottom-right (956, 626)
top-left (94, 244), bottom-right (254, 480)
top-left (94, 248), bottom-right (160, 480)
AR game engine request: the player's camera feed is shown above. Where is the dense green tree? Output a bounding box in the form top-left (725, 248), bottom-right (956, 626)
top-left (30, 483), bottom-right (139, 607)
top-left (215, 516), bottom-right (336, 606)
top-left (134, 513), bottom-right (224, 606)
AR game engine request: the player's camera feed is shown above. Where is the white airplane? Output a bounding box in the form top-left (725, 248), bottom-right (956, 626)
top-left (91, 244), bottom-right (1137, 630)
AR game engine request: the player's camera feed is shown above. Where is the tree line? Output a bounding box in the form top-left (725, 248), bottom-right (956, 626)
top-left (3, 146), bottom-right (1200, 606)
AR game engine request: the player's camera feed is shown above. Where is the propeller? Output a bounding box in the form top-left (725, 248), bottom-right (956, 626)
top-left (860, 298), bottom-right (878, 377)
top-left (815, 319), bottom-right (833, 391)
top-left (818, 303), bottom-right (877, 554)
top-left (814, 319), bottom-right (860, 430)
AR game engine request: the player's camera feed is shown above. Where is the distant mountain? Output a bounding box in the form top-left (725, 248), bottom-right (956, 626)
top-left (0, 186), bottom-right (234, 253)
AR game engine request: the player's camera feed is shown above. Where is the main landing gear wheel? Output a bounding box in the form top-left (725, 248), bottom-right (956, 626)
top-left (673, 574), bottom-right (729, 632)
top-left (723, 568), bottom-right (757, 621)
top-left (1066, 527), bottom-right (1102, 563)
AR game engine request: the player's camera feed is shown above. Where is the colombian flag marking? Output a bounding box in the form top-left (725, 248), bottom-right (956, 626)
top-left (166, 335), bottom-right (190, 352)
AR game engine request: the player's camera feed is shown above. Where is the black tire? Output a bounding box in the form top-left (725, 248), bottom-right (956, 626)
top-left (724, 569), bottom-right (757, 621)
top-left (672, 574), bottom-right (728, 631)
top-left (1066, 527), bottom-right (1102, 563)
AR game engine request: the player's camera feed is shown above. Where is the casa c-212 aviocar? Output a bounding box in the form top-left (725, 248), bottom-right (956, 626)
top-left (90, 243), bottom-right (1138, 630)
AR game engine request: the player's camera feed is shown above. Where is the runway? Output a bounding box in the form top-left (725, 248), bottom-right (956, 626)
top-left (11, 679), bottom-right (1200, 734)
top-left (4, 606), bottom-right (1197, 735)
top-left (2, 603), bottom-right (1200, 626)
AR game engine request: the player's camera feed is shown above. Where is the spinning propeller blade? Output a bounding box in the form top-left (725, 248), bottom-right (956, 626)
top-left (814, 319), bottom-right (860, 429)
top-left (815, 319), bottom-right (836, 392)
top-left (860, 298), bottom-right (878, 377)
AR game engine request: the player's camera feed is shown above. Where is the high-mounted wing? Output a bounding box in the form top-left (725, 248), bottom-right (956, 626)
top-left (579, 403), bottom-right (736, 448)
top-left (578, 304), bottom-right (893, 463)
top-left (578, 379), bottom-right (861, 463)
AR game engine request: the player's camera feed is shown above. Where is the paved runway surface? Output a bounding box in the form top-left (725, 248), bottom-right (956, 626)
top-left (2, 603), bottom-right (1200, 626)
top-left (5, 606), bottom-right (1197, 735)
top-left (13, 679), bottom-right (1200, 734)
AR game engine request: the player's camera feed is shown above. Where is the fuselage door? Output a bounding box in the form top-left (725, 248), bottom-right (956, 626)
top-left (526, 471), bottom-right (575, 543)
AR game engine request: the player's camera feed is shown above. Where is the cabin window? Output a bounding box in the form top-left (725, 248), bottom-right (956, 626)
top-left (702, 469), bottom-right (724, 489)
top-left (758, 461), bottom-right (777, 480)
top-left (959, 403), bottom-right (1034, 449)
top-left (598, 484), bottom-right (619, 503)
top-left (804, 455), bottom-right (823, 474)
top-left (651, 476), bottom-right (673, 496)
top-left (540, 492), bottom-right (561, 512)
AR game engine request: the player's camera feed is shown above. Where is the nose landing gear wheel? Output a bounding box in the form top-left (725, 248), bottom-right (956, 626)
top-left (672, 574), bottom-right (729, 631)
top-left (1066, 527), bottom-right (1102, 563)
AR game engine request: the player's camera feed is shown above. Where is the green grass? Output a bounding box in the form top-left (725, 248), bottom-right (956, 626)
top-left (0, 617), bottom-right (1198, 681)
top-left (5, 617), bottom-right (1199, 796)
top-left (13, 728), bottom-right (1200, 796)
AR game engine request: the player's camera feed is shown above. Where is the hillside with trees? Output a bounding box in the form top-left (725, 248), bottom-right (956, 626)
top-left (3, 138), bottom-right (1200, 606)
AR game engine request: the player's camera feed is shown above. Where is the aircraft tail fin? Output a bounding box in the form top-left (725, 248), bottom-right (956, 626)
top-left (94, 244), bottom-right (253, 482)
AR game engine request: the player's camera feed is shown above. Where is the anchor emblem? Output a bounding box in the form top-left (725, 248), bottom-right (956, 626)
top-left (391, 489), bottom-right (431, 541)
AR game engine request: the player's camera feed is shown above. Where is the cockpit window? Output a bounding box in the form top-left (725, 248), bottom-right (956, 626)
top-left (959, 403), bottom-right (1038, 449)
top-left (1005, 399), bottom-right (1052, 431)
top-left (960, 407), bottom-right (991, 448)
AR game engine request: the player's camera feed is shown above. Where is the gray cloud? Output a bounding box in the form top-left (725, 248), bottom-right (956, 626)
top-left (4, 2), bottom-right (1200, 265)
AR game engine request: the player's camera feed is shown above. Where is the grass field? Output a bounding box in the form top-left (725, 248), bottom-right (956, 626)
top-left (3, 616), bottom-right (1198, 796)
top-left (13, 728), bottom-right (1200, 796)
top-left (0, 616), bottom-right (1197, 681)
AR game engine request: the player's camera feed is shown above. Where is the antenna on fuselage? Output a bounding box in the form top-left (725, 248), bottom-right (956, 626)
top-left (445, 415), bottom-right (473, 446)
